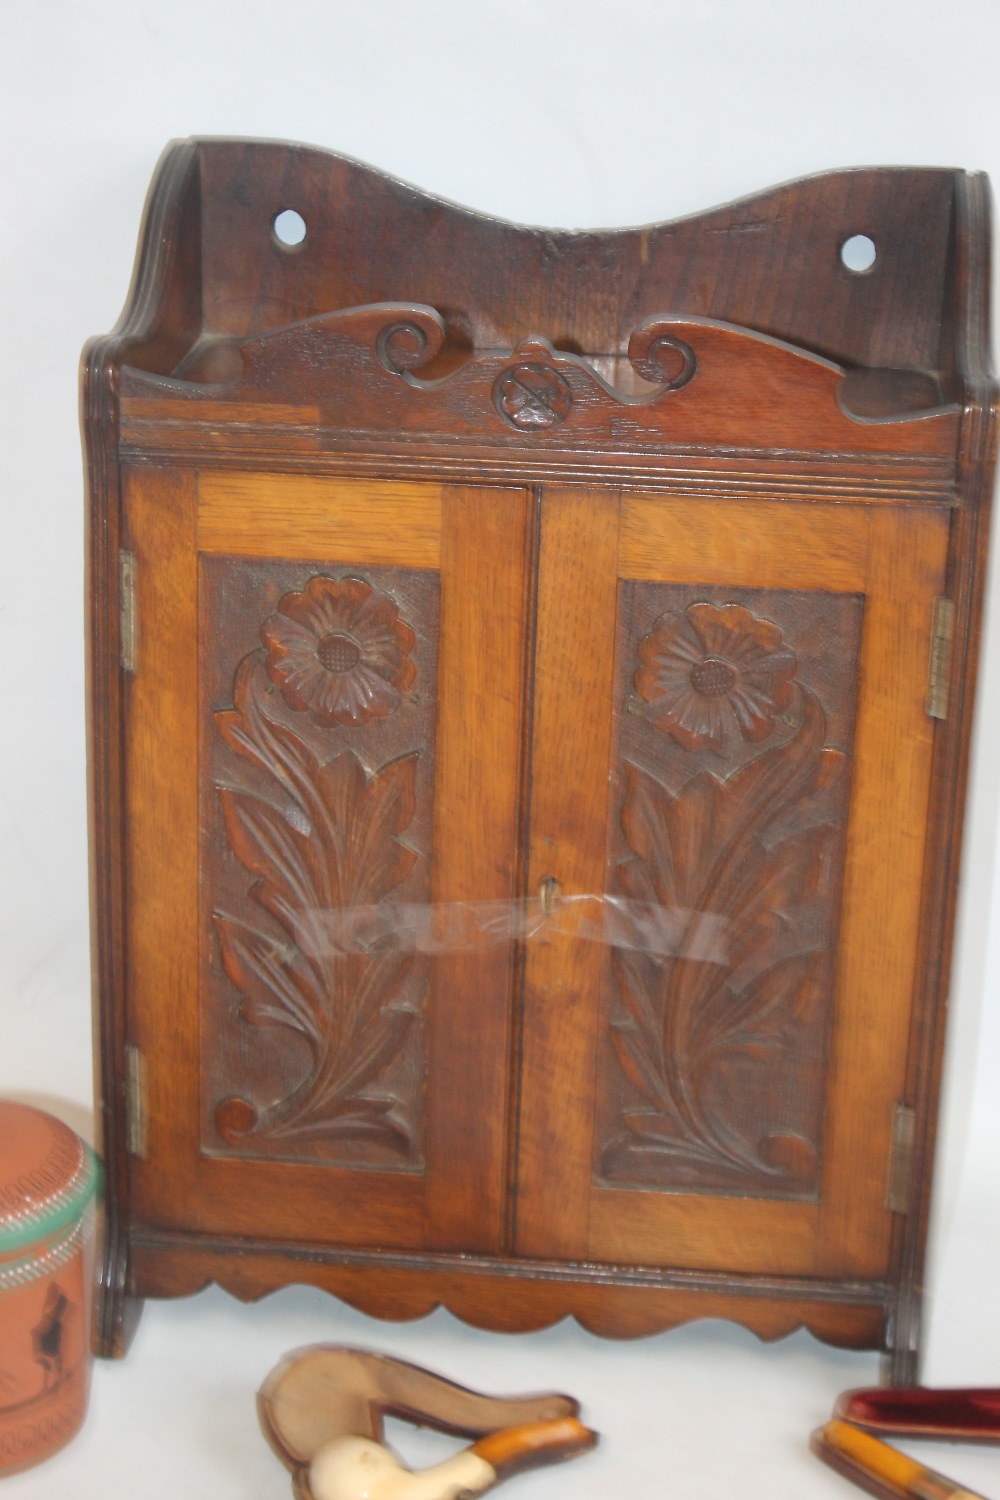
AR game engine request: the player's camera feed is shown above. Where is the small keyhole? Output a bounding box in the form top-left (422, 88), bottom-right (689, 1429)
top-left (539, 876), bottom-right (560, 917)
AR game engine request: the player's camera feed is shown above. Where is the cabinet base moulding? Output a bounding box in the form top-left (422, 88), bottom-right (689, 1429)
top-left (124, 1231), bottom-right (887, 1350)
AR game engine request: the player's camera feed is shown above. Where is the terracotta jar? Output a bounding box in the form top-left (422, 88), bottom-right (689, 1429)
top-left (0, 1102), bottom-right (100, 1474)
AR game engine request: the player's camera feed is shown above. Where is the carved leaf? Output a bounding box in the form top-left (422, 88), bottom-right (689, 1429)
top-left (212, 645), bottom-right (422, 1158)
top-left (214, 912), bottom-right (326, 1040)
top-left (218, 787), bottom-right (318, 928)
top-left (605, 685), bottom-right (841, 1189)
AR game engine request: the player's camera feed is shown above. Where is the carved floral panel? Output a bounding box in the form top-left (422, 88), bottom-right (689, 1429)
top-left (596, 584), bottom-right (864, 1200)
top-left (198, 558), bottom-right (438, 1170)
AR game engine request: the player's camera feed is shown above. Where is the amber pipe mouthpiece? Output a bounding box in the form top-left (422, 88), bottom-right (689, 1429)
top-left (470, 1416), bottom-right (598, 1475)
top-left (818, 1419), bottom-right (988, 1500)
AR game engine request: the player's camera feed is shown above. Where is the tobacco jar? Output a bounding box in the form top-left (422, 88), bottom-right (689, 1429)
top-left (0, 1101), bottom-right (100, 1474)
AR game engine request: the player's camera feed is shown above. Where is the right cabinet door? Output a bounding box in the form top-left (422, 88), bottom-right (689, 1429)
top-left (515, 487), bottom-right (949, 1284)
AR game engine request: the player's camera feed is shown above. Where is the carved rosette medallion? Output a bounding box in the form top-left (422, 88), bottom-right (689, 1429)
top-left (493, 364), bottom-right (572, 429)
top-left (207, 571), bottom-right (428, 1164)
top-left (601, 592), bottom-right (860, 1199)
top-left (262, 575), bottom-right (416, 727)
top-left (635, 602), bottom-right (798, 754)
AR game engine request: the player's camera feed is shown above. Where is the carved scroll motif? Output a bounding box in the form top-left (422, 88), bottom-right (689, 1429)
top-left (601, 599), bottom-right (854, 1198)
top-left (210, 575), bottom-right (425, 1161)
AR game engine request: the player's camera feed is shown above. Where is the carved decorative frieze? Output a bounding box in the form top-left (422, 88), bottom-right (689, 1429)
top-left (121, 304), bottom-right (959, 460)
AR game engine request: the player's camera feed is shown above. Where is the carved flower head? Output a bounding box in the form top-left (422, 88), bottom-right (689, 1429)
top-left (635, 601), bottom-right (796, 754)
top-left (262, 576), bottom-right (416, 727)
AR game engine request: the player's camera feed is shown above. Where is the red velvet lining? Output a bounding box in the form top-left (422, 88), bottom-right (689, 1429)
top-left (838, 1387), bottom-right (1000, 1439)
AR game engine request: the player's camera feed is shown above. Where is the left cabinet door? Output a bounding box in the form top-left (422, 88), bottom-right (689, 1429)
top-left (122, 467), bottom-right (530, 1255)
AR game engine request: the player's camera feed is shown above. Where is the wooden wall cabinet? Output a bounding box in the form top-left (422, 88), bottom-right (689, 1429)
top-left (84, 140), bottom-right (998, 1381)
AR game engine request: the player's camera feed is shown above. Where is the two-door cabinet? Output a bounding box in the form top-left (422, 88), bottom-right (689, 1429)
top-left (84, 140), bottom-right (998, 1381)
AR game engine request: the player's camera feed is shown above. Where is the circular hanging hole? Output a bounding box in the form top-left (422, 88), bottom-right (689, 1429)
top-left (840, 234), bottom-right (877, 273)
top-left (273, 208), bottom-right (307, 248)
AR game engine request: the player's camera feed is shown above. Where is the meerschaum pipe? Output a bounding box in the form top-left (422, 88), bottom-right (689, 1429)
top-left (258, 1346), bottom-right (597, 1500)
top-left (308, 1418), bottom-right (593, 1500)
top-left (308, 1435), bottom-right (495, 1500)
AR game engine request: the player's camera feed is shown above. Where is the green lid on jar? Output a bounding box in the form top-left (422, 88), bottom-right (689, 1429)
top-left (0, 1101), bottom-right (101, 1254)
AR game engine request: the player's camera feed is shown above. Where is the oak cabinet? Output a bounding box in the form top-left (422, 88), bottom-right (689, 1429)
top-left (84, 140), bottom-right (997, 1381)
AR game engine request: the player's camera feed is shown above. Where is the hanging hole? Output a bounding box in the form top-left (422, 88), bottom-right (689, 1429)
top-left (273, 209), bottom-right (307, 248)
top-left (840, 234), bottom-right (877, 273)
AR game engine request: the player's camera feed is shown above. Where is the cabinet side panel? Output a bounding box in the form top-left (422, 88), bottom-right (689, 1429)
top-left (596, 585), bottom-right (864, 1201)
top-left (198, 556), bottom-right (438, 1170)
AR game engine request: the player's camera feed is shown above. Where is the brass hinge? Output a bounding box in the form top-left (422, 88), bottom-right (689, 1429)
top-left (926, 596), bottom-right (954, 720)
top-left (119, 549), bottom-right (136, 672)
top-left (124, 1044), bottom-right (147, 1158)
top-left (886, 1103), bottom-right (916, 1214)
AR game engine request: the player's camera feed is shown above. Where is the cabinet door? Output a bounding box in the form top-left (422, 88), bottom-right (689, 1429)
top-left (515, 487), bottom-right (949, 1282)
top-left (123, 468), bottom-right (529, 1254)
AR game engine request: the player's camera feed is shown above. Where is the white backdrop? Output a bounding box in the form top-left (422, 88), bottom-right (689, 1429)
top-left (1, 4), bottom-right (998, 1497)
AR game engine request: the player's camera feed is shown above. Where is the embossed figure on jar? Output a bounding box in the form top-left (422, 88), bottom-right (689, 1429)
top-left (31, 1285), bottom-right (71, 1392)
